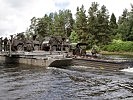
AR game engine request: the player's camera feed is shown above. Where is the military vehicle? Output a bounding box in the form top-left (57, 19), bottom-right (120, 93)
top-left (10, 33), bottom-right (71, 53)
top-left (41, 37), bottom-right (50, 51)
top-left (11, 33), bottom-right (25, 51)
top-left (11, 34), bottom-right (40, 52)
top-left (41, 36), bottom-right (70, 52)
top-left (24, 39), bottom-right (33, 52)
top-left (11, 39), bottom-right (24, 51)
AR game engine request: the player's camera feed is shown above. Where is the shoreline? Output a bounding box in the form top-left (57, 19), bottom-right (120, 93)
top-left (86, 50), bottom-right (133, 56)
top-left (100, 51), bottom-right (133, 56)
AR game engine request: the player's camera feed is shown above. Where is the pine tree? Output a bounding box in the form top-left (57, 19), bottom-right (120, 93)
top-left (109, 13), bottom-right (118, 37)
top-left (118, 5), bottom-right (133, 41)
top-left (87, 2), bottom-right (99, 47)
top-left (64, 10), bottom-right (74, 37)
top-left (75, 5), bottom-right (88, 42)
top-left (53, 10), bottom-right (74, 37)
top-left (96, 5), bottom-right (111, 45)
top-left (127, 4), bottom-right (133, 41)
top-left (118, 9), bottom-right (128, 24)
top-left (117, 9), bottom-right (129, 41)
top-left (88, 3), bottom-right (111, 46)
top-left (29, 17), bottom-right (39, 35)
top-left (36, 14), bottom-right (51, 37)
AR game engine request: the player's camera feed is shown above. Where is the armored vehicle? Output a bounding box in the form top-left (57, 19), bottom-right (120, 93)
top-left (24, 39), bottom-right (33, 52)
top-left (41, 36), bottom-right (70, 52)
top-left (11, 33), bottom-right (25, 51)
top-left (11, 39), bottom-right (24, 51)
top-left (41, 37), bottom-right (50, 51)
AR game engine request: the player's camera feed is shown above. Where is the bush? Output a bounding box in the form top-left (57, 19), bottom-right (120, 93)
top-left (102, 39), bottom-right (133, 52)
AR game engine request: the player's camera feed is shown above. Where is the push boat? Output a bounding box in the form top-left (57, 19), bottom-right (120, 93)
top-left (72, 57), bottom-right (132, 71)
top-left (71, 43), bottom-right (133, 71)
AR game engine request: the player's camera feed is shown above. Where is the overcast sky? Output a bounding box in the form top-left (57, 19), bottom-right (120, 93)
top-left (0, 0), bottom-right (132, 38)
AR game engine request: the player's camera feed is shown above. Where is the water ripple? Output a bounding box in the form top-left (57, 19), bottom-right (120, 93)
top-left (0, 64), bottom-right (133, 100)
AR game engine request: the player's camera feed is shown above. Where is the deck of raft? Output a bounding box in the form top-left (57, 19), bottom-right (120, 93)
top-left (0, 51), bottom-right (132, 71)
top-left (0, 51), bottom-right (72, 67)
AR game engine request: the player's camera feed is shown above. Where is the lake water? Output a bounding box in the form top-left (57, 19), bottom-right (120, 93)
top-left (0, 58), bottom-right (133, 100)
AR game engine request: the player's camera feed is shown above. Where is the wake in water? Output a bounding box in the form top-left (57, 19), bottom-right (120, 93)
top-left (121, 67), bottom-right (133, 73)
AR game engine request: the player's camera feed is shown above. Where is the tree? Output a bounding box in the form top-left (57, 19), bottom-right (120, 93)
top-left (126, 4), bottom-right (133, 41)
top-left (117, 9), bottom-right (128, 40)
top-left (36, 14), bottom-right (50, 37)
top-left (96, 5), bottom-right (111, 45)
top-left (87, 3), bottom-right (111, 46)
top-left (109, 13), bottom-right (118, 37)
top-left (117, 5), bottom-right (133, 41)
top-left (87, 2), bottom-right (99, 47)
top-left (118, 9), bottom-right (128, 24)
top-left (29, 17), bottom-right (39, 35)
top-left (69, 30), bottom-right (79, 42)
top-left (64, 10), bottom-right (74, 37)
top-left (53, 10), bottom-right (74, 37)
top-left (75, 5), bottom-right (88, 42)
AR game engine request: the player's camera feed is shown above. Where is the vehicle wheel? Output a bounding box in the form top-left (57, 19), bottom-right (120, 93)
top-left (17, 45), bottom-right (23, 51)
top-left (34, 45), bottom-right (39, 51)
top-left (52, 46), bottom-right (56, 51)
top-left (26, 44), bottom-right (33, 52)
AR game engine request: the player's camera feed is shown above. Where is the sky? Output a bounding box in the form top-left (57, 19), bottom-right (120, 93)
top-left (0, 0), bottom-right (133, 38)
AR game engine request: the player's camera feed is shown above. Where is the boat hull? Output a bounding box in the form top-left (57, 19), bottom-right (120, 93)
top-left (0, 51), bottom-right (72, 67)
top-left (72, 58), bottom-right (132, 71)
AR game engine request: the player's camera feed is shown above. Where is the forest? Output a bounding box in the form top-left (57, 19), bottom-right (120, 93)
top-left (24, 2), bottom-right (133, 52)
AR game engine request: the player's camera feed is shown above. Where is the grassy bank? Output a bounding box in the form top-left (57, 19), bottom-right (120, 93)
top-left (87, 50), bottom-right (133, 56)
top-left (86, 40), bottom-right (133, 56)
top-left (100, 51), bottom-right (133, 56)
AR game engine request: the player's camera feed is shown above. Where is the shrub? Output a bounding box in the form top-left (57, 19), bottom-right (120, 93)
top-left (102, 39), bottom-right (133, 52)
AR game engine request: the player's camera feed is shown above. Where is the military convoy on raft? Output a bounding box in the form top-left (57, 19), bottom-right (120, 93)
top-left (1, 33), bottom-right (73, 53)
top-left (0, 33), bottom-right (96, 57)
top-left (10, 34), bottom-right (71, 52)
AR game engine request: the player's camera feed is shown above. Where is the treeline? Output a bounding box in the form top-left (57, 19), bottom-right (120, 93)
top-left (25, 2), bottom-right (133, 49)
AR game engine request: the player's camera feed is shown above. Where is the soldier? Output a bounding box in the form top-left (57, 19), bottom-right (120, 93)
top-left (4, 37), bottom-right (8, 51)
top-left (0, 37), bottom-right (2, 52)
top-left (32, 34), bottom-right (37, 40)
top-left (75, 44), bottom-right (80, 56)
top-left (91, 45), bottom-right (99, 57)
top-left (32, 35), bottom-right (40, 51)
top-left (49, 36), bottom-right (54, 54)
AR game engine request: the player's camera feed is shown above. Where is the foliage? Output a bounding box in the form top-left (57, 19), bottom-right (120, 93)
top-left (75, 5), bottom-right (88, 42)
top-left (25, 2), bottom-right (133, 52)
top-left (69, 30), bottom-right (79, 43)
top-left (117, 6), bottom-right (133, 41)
top-left (96, 5), bottom-right (111, 45)
top-left (26, 10), bottom-right (74, 38)
top-left (103, 39), bottom-right (133, 52)
top-left (87, 3), bottom-right (111, 47)
top-left (109, 13), bottom-right (118, 38)
top-left (87, 2), bottom-right (99, 47)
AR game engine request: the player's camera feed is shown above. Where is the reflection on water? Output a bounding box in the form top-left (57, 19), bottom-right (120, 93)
top-left (0, 63), bottom-right (133, 100)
